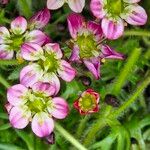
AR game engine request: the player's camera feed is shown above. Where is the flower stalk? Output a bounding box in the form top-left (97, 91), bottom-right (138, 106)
top-left (55, 123), bottom-right (87, 150)
top-left (124, 30), bottom-right (150, 37)
top-left (83, 73), bottom-right (150, 146)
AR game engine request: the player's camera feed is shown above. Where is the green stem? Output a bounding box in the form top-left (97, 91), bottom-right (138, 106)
top-left (0, 74), bottom-right (10, 88)
top-left (112, 48), bottom-right (141, 95)
top-left (83, 73), bottom-right (150, 146)
top-left (83, 118), bottom-right (107, 146)
top-left (0, 59), bottom-right (18, 66)
top-left (124, 30), bottom-right (150, 37)
top-left (112, 73), bottom-right (150, 118)
top-left (55, 123), bottom-right (87, 150)
top-left (76, 116), bottom-right (89, 138)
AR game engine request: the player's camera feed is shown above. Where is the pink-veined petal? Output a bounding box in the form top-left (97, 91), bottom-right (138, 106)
top-left (9, 106), bottom-right (31, 129)
top-left (42, 73), bottom-right (60, 95)
top-left (21, 43), bottom-right (43, 61)
top-left (44, 43), bottom-right (63, 59)
top-left (11, 16), bottom-right (27, 35)
top-left (58, 60), bottom-right (76, 82)
top-left (0, 45), bottom-right (13, 59)
top-left (101, 17), bottom-right (124, 40)
top-left (49, 97), bottom-right (69, 119)
top-left (90, 0), bottom-right (106, 19)
top-left (29, 8), bottom-right (51, 29)
top-left (0, 27), bottom-right (10, 44)
top-left (83, 58), bottom-right (101, 80)
top-left (32, 82), bottom-right (56, 97)
top-left (5, 103), bottom-right (13, 114)
top-left (47, 0), bottom-right (65, 10)
top-left (101, 45), bottom-right (124, 60)
top-left (20, 64), bottom-right (43, 87)
top-left (31, 112), bottom-right (54, 137)
top-left (123, 5), bottom-right (147, 25)
top-left (7, 84), bottom-right (28, 106)
top-left (25, 30), bottom-right (47, 46)
top-left (69, 45), bottom-right (80, 62)
top-left (67, 13), bottom-right (84, 39)
top-left (68, 0), bottom-right (85, 13)
top-left (87, 21), bottom-right (103, 41)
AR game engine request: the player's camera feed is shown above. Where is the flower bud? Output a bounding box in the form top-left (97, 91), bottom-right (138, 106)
top-left (29, 8), bottom-right (50, 29)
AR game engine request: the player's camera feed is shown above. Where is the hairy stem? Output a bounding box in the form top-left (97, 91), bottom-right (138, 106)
top-left (124, 30), bottom-right (150, 37)
top-left (55, 123), bottom-right (87, 150)
top-left (83, 73), bottom-right (150, 146)
top-left (112, 73), bottom-right (150, 118)
top-left (0, 59), bottom-right (18, 66)
top-left (76, 116), bottom-right (90, 138)
top-left (113, 48), bottom-right (141, 95)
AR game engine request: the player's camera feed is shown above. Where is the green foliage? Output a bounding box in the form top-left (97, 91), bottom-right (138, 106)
top-left (0, 0), bottom-right (149, 150)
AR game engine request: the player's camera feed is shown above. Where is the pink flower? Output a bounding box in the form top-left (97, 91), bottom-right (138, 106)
top-left (29, 8), bottom-right (51, 29)
top-left (90, 0), bottom-right (147, 40)
top-left (67, 13), bottom-right (124, 79)
top-left (6, 84), bottom-right (69, 137)
top-left (47, 0), bottom-right (85, 13)
top-left (0, 10), bottom-right (50, 60)
top-left (20, 42), bottom-right (76, 89)
top-left (74, 89), bottom-right (100, 115)
top-left (0, 0), bottom-right (9, 4)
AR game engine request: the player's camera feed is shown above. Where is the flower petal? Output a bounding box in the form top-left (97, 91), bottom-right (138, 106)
top-left (69, 45), bottom-right (80, 62)
top-left (0, 27), bottom-right (10, 44)
top-left (83, 58), bottom-right (101, 80)
top-left (67, 13), bottom-right (84, 39)
top-left (87, 21), bottom-right (103, 41)
top-left (21, 43), bottom-right (43, 61)
top-left (42, 73), bottom-right (60, 95)
top-left (0, 45), bottom-right (13, 59)
top-left (20, 64), bottom-right (43, 87)
top-left (11, 16), bottom-right (27, 35)
top-left (101, 45), bottom-right (124, 60)
top-left (123, 0), bottom-right (141, 3)
top-left (47, 0), bottom-right (65, 10)
top-left (5, 103), bottom-right (13, 114)
top-left (25, 30), bottom-right (47, 46)
top-left (68, 0), bottom-right (85, 13)
top-left (29, 8), bottom-right (51, 29)
top-left (44, 43), bottom-right (63, 59)
top-left (83, 89), bottom-right (100, 103)
top-left (49, 97), bottom-right (69, 119)
top-left (58, 60), bottom-right (76, 82)
top-left (123, 5), bottom-right (147, 25)
top-left (9, 106), bottom-right (31, 129)
top-left (7, 84), bottom-right (28, 106)
top-left (32, 82), bottom-right (56, 97)
top-left (90, 0), bottom-right (106, 19)
top-left (31, 112), bottom-right (54, 137)
top-left (101, 17), bottom-right (124, 40)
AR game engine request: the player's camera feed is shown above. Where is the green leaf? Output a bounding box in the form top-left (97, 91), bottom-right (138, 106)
top-left (0, 113), bottom-right (8, 120)
top-left (0, 123), bottom-right (11, 131)
top-left (15, 130), bottom-right (34, 150)
top-left (0, 143), bottom-right (25, 150)
top-left (17, 0), bottom-right (32, 18)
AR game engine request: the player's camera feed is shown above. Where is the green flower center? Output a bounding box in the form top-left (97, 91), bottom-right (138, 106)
top-left (105, 0), bottom-right (124, 17)
top-left (26, 91), bottom-right (51, 113)
top-left (38, 52), bottom-right (59, 73)
top-left (10, 34), bottom-right (24, 51)
top-left (76, 34), bottom-right (99, 59)
top-left (79, 94), bottom-right (96, 111)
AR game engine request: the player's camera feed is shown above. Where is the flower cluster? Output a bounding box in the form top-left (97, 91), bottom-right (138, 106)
top-left (0, 8), bottom-right (50, 60)
top-left (2, 0), bottom-right (147, 138)
top-left (90, 0), bottom-right (147, 39)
